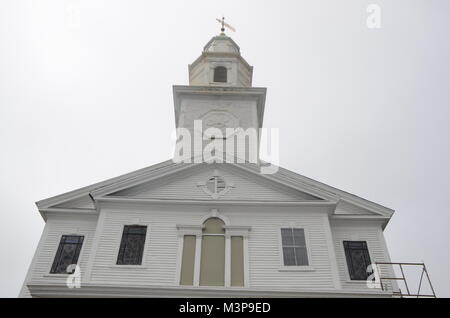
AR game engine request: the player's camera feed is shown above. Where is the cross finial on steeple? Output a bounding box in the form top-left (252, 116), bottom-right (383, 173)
top-left (216, 16), bottom-right (236, 34)
top-left (219, 16), bottom-right (225, 33)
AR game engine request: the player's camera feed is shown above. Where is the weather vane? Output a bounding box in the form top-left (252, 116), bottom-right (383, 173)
top-left (216, 16), bottom-right (236, 34)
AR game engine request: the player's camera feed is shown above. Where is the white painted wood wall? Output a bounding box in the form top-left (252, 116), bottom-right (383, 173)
top-left (20, 204), bottom-right (395, 297)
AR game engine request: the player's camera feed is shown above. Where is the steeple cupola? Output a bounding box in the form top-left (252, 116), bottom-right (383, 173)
top-left (188, 34), bottom-right (253, 87)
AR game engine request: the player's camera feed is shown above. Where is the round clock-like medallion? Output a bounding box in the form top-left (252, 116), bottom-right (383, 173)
top-left (201, 110), bottom-right (239, 139)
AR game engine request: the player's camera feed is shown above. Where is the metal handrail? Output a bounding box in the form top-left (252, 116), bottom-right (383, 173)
top-left (375, 262), bottom-right (436, 298)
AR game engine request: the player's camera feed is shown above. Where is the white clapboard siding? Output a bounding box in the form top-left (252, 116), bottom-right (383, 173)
top-left (88, 205), bottom-right (336, 291)
top-left (89, 208), bottom-right (206, 286)
top-left (111, 165), bottom-right (318, 201)
top-left (331, 220), bottom-right (396, 291)
top-left (20, 215), bottom-right (97, 296)
top-left (22, 206), bottom-right (394, 296)
top-left (234, 209), bottom-right (335, 290)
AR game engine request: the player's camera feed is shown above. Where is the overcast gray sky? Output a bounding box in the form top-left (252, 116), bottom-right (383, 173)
top-left (1, 0), bottom-right (449, 297)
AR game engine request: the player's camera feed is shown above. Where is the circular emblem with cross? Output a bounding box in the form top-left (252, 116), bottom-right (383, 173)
top-left (197, 170), bottom-right (235, 199)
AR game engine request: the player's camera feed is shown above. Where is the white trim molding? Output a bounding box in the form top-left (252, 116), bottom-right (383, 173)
top-left (27, 282), bottom-right (394, 298)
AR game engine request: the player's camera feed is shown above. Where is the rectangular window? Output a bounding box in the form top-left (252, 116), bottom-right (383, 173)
top-left (231, 236), bottom-right (244, 287)
top-left (116, 225), bottom-right (147, 265)
top-left (343, 241), bottom-right (372, 280)
top-left (50, 235), bottom-right (84, 274)
top-left (180, 235), bottom-right (196, 285)
top-left (281, 228), bottom-right (309, 266)
top-left (199, 235), bottom-right (225, 286)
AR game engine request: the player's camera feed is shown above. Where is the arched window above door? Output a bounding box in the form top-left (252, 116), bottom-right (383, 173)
top-left (203, 217), bottom-right (225, 234)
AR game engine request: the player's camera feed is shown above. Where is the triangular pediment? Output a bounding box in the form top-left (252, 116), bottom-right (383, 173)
top-left (107, 163), bottom-right (324, 202)
top-left (38, 159), bottom-right (394, 221)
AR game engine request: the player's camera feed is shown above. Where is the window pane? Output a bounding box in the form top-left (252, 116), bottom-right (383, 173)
top-left (122, 235), bottom-right (144, 264)
top-left (180, 235), bottom-right (196, 286)
top-left (117, 226), bottom-right (147, 265)
top-left (349, 250), bottom-right (368, 280)
top-left (283, 247), bottom-right (296, 266)
top-left (203, 218), bottom-right (225, 234)
top-left (281, 228), bottom-right (294, 246)
top-left (295, 247), bottom-right (309, 266)
top-left (347, 241), bottom-right (365, 249)
top-left (200, 235), bottom-right (225, 286)
top-left (230, 236), bottom-right (244, 287)
top-left (126, 227), bottom-right (146, 235)
top-left (293, 228), bottom-right (306, 246)
top-left (64, 236), bottom-right (83, 244)
top-left (282, 228), bottom-right (309, 266)
top-left (344, 240), bottom-right (372, 280)
top-left (50, 235), bottom-right (84, 274)
top-left (56, 244), bottom-right (76, 273)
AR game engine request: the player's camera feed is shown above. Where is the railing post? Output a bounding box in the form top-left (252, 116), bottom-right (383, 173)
top-left (417, 266), bottom-right (425, 298)
top-left (376, 262), bottom-right (384, 291)
top-left (423, 264), bottom-right (437, 297)
top-left (399, 264), bottom-right (411, 296)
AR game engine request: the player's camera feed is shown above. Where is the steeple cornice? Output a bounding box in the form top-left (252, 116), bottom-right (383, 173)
top-left (172, 85), bottom-right (266, 130)
top-left (188, 51), bottom-right (253, 73)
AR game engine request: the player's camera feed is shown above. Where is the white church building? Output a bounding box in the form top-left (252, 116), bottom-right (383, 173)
top-left (20, 30), bottom-right (402, 298)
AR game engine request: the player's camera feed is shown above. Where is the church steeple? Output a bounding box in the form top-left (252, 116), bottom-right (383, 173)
top-left (188, 33), bottom-right (253, 87)
top-left (174, 28), bottom-right (266, 164)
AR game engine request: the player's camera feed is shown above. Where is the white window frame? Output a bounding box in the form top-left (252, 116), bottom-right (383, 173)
top-left (278, 226), bottom-right (315, 272)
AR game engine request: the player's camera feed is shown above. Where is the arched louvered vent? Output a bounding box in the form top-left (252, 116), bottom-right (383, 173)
top-left (213, 66), bottom-right (227, 83)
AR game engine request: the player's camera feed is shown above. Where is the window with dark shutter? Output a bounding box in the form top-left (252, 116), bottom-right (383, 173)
top-left (116, 225), bottom-right (147, 265)
top-left (213, 66), bottom-right (227, 83)
top-left (50, 235), bottom-right (84, 274)
top-left (281, 228), bottom-right (309, 266)
top-left (343, 241), bottom-right (372, 280)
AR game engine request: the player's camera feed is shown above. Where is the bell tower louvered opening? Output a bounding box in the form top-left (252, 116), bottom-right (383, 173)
top-left (213, 66), bottom-right (227, 83)
top-left (188, 34), bottom-right (253, 87)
